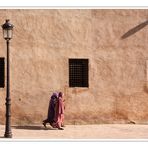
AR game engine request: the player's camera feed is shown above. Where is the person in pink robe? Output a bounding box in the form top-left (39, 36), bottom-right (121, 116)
top-left (52, 92), bottom-right (65, 130)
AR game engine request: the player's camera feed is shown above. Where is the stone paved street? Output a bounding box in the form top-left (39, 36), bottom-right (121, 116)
top-left (0, 124), bottom-right (148, 139)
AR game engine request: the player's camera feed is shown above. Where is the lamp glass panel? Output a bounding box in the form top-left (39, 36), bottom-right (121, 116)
top-left (3, 29), bottom-right (13, 40)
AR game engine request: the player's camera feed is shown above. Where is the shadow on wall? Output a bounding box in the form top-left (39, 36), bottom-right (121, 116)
top-left (143, 84), bottom-right (148, 94)
top-left (121, 20), bottom-right (148, 39)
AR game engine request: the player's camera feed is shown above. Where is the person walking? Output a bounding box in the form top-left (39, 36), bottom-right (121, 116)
top-left (59, 92), bottom-right (65, 127)
top-left (42, 92), bottom-right (58, 128)
top-left (52, 92), bottom-right (65, 130)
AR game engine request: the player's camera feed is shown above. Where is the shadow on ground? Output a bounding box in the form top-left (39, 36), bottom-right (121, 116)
top-left (12, 125), bottom-right (58, 130)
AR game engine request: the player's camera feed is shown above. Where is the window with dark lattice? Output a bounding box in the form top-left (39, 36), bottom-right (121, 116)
top-left (0, 57), bottom-right (5, 88)
top-left (69, 59), bottom-right (88, 87)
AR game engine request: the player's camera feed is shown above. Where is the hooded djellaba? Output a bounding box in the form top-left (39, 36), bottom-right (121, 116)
top-left (42, 92), bottom-right (58, 128)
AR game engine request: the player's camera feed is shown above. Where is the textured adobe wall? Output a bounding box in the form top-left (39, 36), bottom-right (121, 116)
top-left (0, 9), bottom-right (148, 125)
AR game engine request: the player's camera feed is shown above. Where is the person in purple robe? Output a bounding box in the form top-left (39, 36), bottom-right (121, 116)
top-left (42, 92), bottom-right (58, 128)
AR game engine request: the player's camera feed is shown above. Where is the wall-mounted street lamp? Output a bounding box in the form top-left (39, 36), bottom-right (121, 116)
top-left (2, 19), bottom-right (14, 138)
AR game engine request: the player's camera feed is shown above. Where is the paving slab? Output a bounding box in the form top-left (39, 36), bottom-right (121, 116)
top-left (0, 124), bottom-right (148, 139)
